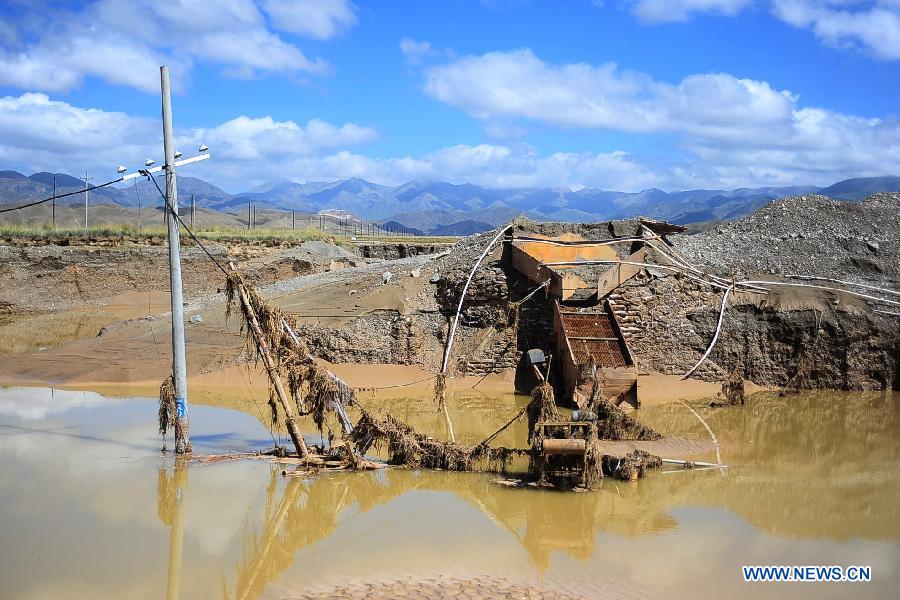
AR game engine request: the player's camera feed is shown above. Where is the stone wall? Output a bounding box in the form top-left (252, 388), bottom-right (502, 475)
top-left (354, 243), bottom-right (452, 260)
top-left (604, 270), bottom-right (897, 390)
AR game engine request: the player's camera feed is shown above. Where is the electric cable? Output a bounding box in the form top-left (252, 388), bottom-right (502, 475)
top-left (0, 177), bottom-right (124, 213)
top-left (144, 172), bottom-right (230, 277)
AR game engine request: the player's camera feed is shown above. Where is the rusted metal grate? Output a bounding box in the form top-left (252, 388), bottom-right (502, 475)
top-left (561, 312), bottom-right (617, 338)
top-left (561, 311), bottom-right (628, 368)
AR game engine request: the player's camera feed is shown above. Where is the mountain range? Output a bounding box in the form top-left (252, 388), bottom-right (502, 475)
top-left (2, 169), bottom-right (898, 234)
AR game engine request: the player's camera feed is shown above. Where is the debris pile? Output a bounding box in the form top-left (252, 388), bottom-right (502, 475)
top-left (677, 193), bottom-right (900, 284)
top-left (717, 368), bottom-right (746, 406)
top-left (602, 450), bottom-right (663, 481)
top-left (349, 410), bottom-right (526, 473)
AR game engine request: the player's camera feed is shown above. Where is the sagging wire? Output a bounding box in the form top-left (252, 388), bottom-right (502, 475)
top-left (142, 170), bottom-right (229, 277)
top-left (0, 177), bottom-right (124, 214)
top-left (143, 169), bottom-right (281, 446)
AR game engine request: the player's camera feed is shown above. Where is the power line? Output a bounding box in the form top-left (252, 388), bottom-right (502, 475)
top-left (144, 172), bottom-right (230, 277)
top-left (0, 177), bottom-right (124, 214)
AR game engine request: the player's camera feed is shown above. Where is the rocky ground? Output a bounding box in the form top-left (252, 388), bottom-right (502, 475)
top-left (677, 193), bottom-right (899, 285)
top-left (0, 194), bottom-right (896, 394)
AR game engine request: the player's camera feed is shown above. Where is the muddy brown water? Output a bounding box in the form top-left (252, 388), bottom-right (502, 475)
top-left (0, 291), bottom-right (170, 357)
top-left (0, 387), bottom-right (897, 599)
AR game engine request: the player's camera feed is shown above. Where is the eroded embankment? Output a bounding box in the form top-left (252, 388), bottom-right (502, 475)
top-left (2, 194), bottom-right (897, 396)
top-left (0, 238), bottom-right (368, 313)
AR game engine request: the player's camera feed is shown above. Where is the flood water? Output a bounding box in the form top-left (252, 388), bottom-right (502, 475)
top-left (0, 386), bottom-right (897, 599)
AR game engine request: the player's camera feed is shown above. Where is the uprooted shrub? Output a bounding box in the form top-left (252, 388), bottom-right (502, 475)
top-left (349, 409), bottom-right (527, 473)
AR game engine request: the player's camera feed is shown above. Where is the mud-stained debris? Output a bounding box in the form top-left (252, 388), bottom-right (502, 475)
top-left (603, 450), bottom-right (663, 481)
top-left (715, 368), bottom-right (746, 406)
top-left (349, 410), bottom-right (526, 473)
top-left (158, 375), bottom-right (190, 453)
top-left (593, 399), bottom-right (662, 441)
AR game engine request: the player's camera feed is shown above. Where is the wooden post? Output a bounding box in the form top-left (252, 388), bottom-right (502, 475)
top-left (228, 262), bottom-right (309, 458)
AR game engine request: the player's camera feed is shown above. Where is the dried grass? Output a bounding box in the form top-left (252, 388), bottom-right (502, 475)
top-left (594, 399), bottom-right (661, 441)
top-left (158, 375), bottom-right (190, 452)
top-left (582, 424), bottom-right (604, 488)
top-left (349, 409), bottom-right (526, 473)
top-left (226, 270), bottom-right (355, 440)
top-left (158, 375), bottom-right (176, 438)
top-left (722, 368), bottom-right (746, 406)
top-left (527, 382), bottom-right (560, 444)
top-left (433, 372), bottom-right (447, 412)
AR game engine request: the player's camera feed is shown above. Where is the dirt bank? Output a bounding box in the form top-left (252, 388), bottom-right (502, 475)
top-left (0, 238), bottom-right (366, 313)
top-left (2, 195), bottom-right (896, 408)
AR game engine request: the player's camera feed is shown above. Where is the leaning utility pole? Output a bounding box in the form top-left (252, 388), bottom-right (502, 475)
top-left (161, 65), bottom-right (191, 453)
top-left (81, 170), bottom-right (93, 229)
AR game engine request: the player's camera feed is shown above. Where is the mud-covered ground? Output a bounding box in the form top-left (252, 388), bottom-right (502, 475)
top-left (0, 193), bottom-right (896, 396)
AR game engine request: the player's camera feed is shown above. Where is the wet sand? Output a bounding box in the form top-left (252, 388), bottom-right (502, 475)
top-left (288, 577), bottom-right (585, 599)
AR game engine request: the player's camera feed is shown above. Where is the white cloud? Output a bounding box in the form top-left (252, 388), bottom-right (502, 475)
top-left (423, 48), bottom-right (797, 138)
top-left (0, 87), bottom-right (897, 194)
top-left (0, 0), bottom-right (334, 94)
top-left (631, 0), bottom-right (754, 22)
top-left (420, 48), bottom-right (900, 187)
top-left (771, 0), bottom-right (900, 59)
top-left (0, 92), bottom-right (381, 190)
top-left (0, 387), bottom-right (121, 421)
top-left (238, 144), bottom-right (661, 191)
top-left (0, 93), bottom-right (157, 164)
top-left (0, 91), bottom-right (658, 191)
top-left (264, 0), bottom-right (358, 40)
top-left (400, 38), bottom-right (434, 65)
top-left (626, 1), bottom-right (900, 60)
top-left (179, 116), bottom-right (378, 161)
top-left (424, 49), bottom-right (666, 132)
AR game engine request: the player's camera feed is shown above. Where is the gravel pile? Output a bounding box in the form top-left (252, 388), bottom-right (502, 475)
top-left (675, 193), bottom-right (900, 285)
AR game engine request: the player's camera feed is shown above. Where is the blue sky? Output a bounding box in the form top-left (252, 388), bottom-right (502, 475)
top-left (0, 0), bottom-right (898, 192)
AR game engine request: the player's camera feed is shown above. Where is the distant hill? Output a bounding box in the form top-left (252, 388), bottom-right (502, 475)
top-left (380, 220), bottom-right (425, 236)
top-left (817, 176), bottom-right (900, 201)
top-left (0, 170), bottom-right (234, 210)
top-left (2, 169), bottom-right (898, 234)
top-left (430, 220), bottom-right (494, 236)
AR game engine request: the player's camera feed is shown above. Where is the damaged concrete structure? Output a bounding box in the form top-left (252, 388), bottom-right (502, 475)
top-left (268, 194), bottom-right (898, 398)
top-left (433, 209), bottom-right (898, 396)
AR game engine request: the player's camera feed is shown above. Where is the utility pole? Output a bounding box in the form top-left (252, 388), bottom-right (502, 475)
top-left (51, 177), bottom-right (56, 230)
top-left (161, 65), bottom-right (191, 454)
top-left (248, 201), bottom-right (251, 230)
top-left (190, 194), bottom-right (195, 226)
top-left (81, 170), bottom-right (93, 229)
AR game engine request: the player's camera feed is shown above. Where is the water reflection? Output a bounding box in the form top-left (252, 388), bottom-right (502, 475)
top-left (0, 310), bottom-right (117, 356)
top-left (0, 386), bottom-right (120, 420)
top-left (640, 391), bottom-right (900, 540)
top-left (158, 459), bottom-right (189, 600)
top-left (1, 386), bottom-right (898, 600)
